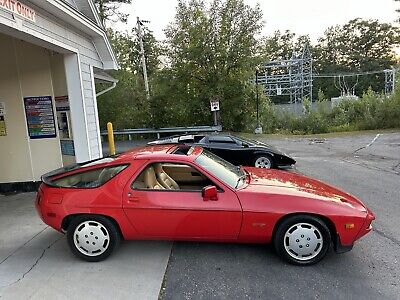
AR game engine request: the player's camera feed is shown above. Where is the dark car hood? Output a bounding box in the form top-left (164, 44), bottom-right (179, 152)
top-left (242, 167), bottom-right (368, 212)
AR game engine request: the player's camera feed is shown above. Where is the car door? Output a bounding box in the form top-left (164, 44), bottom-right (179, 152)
top-left (122, 161), bottom-right (242, 240)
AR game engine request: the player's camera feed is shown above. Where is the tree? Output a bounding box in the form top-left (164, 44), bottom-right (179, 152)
top-left (158, 0), bottom-right (264, 130)
top-left (94, 0), bottom-right (132, 26)
top-left (314, 18), bottom-right (399, 98)
top-left (97, 28), bottom-right (162, 129)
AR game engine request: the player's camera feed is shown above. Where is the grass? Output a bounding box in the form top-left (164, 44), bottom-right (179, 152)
top-left (235, 128), bottom-right (400, 140)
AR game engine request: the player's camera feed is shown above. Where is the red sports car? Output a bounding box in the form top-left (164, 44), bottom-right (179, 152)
top-left (35, 145), bottom-right (374, 265)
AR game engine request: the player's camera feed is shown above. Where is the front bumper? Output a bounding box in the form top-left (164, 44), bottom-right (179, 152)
top-left (334, 234), bottom-right (353, 254)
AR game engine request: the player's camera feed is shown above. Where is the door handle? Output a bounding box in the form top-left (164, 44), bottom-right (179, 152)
top-left (127, 192), bottom-right (140, 203)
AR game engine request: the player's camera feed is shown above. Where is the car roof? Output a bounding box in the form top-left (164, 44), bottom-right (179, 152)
top-left (114, 144), bottom-right (203, 164)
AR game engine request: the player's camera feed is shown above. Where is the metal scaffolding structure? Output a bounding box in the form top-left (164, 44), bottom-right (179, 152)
top-left (257, 46), bottom-right (313, 103)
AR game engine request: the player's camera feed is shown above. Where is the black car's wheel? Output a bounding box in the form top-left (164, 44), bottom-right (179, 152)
top-left (67, 215), bottom-right (121, 262)
top-left (273, 215), bottom-right (331, 266)
top-left (254, 154), bottom-right (274, 169)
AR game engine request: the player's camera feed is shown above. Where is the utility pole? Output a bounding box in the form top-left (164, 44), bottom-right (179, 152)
top-left (254, 66), bottom-right (262, 134)
top-left (136, 17), bottom-right (150, 100)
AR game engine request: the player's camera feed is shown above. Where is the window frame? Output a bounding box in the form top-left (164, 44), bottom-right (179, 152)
top-left (130, 161), bottom-right (224, 193)
top-left (47, 164), bottom-right (130, 189)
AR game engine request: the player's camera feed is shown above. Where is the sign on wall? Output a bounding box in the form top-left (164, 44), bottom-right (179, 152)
top-left (0, 116), bottom-right (6, 136)
top-left (0, 0), bottom-right (36, 23)
top-left (55, 96), bottom-right (70, 111)
top-left (0, 102), bottom-right (6, 116)
top-left (60, 140), bottom-right (75, 156)
top-left (0, 102), bottom-right (6, 136)
top-left (24, 96), bottom-right (56, 139)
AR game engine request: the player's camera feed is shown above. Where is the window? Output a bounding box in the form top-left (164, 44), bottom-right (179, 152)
top-left (132, 162), bottom-right (215, 191)
top-left (51, 165), bottom-right (128, 188)
top-left (195, 150), bottom-right (245, 189)
top-left (208, 136), bottom-right (236, 144)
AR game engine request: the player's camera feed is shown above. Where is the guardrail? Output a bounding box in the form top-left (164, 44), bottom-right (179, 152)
top-left (100, 125), bottom-right (222, 140)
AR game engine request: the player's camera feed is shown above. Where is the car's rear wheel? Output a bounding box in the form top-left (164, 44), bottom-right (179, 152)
top-left (273, 215), bottom-right (331, 265)
top-left (67, 215), bottom-right (121, 262)
top-left (254, 154), bottom-right (274, 169)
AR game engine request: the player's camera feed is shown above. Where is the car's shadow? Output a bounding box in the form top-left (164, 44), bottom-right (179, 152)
top-left (160, 241), bottom-right (377, 300)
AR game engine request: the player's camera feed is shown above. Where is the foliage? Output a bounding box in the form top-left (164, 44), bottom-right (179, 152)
top-left (153, 0), bottom-right (264, 130)
top-left (256, 84), bottom-right (400, 135)
top-left (261, 19), bottom-right (399, 101)
top-left (97, 2), bottom-right (400, 135)
top-left (94, 0), bottom-right (132, 25)
top-left (97, 28), bottom-right (162, 129)
top-left (314, 18), bottom-right (399, 99)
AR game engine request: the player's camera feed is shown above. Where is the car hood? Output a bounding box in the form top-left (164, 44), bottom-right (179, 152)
top-left (242, 167), bottom-right (368, 212)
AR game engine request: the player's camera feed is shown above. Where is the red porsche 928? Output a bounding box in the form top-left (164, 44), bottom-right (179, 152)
top-left (35, 145), bottom-right (374, 265)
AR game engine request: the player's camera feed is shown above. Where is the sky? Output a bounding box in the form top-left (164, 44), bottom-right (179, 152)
top-left (115, 0), bottom-right (399, 43)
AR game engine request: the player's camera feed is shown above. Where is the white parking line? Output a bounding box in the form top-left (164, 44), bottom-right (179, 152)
top-left (366, 134), bottom-right (380, 148)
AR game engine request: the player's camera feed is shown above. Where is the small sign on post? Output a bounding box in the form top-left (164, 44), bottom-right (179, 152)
top-left (210, 100), bottom-right (220, 112)
top-left (210, 100), bottom-right (220, 126)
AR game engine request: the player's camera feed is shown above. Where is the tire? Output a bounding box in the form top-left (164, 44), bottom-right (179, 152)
top-left (67, 215), bottom-right (121, 262)
top-left (273, 215), bottom-right (331, 266)
top-left (254, 154), bottom-right (274, 169)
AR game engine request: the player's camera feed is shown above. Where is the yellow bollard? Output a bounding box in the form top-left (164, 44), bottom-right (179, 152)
top-left (107, 122), bottom-right (116, 156)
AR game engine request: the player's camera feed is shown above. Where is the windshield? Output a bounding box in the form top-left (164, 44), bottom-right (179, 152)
top-left (195, 150), bottom-right (245, 189)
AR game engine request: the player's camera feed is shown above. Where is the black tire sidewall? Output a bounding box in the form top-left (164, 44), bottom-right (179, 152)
top-left (254, 154), bottom-right (274, 169)
top-left (274, 215), bottom-right (331, 266)
top-left (67, 215), bottom-right (121, 262)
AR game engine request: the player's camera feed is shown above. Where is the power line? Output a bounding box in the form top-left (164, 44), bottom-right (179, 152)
top-left (314, 68), bottom-right (398, 78)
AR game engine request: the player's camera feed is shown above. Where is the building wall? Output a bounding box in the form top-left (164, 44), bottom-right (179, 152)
top-left (0, 0), bottom-right (105, 161)
top-left (0, 33), bottom-right (63, 183)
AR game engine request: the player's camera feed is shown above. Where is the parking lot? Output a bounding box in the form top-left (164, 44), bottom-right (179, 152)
top-left (1, 131), bottom-right (399, 299)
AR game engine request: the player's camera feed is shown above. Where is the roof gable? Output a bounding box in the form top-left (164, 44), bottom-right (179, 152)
top-left (64, 0), bottom-right (103, 27)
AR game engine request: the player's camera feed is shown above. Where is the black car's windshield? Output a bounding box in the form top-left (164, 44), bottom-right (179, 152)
top-left (195, 150), bottom-right (245, 189)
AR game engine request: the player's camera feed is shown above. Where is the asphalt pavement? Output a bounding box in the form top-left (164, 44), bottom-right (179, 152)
top-left (160, 131), bottom-right (400, 300)
top-left (1, 131), bottom-right (398, 299)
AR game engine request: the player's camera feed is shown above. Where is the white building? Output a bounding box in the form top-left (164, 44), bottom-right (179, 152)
top-left (0, 0), bottom-right (118, 191)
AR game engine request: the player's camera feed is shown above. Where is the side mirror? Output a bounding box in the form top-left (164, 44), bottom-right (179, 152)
top-left (242, 142), bottom-right (249, 148)
top-left (202, 185), bottom-right (218, 201)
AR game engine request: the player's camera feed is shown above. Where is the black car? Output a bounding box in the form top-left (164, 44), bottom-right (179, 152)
top-left (148, 134), bottom-right (296, 169)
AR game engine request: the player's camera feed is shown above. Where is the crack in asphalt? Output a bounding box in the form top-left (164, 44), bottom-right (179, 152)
top-left (0, 227), bottom-right (48, 266)
top-left (353, 133), bottom-right (381, 154)
top-left (340, 158), bottom-right (400, 176)
top-left (0, 235), bottom-right (63, 288)
top-left (373, 228), bottom-right (400, 247)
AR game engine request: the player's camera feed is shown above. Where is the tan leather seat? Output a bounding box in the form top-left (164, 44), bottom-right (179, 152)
top-left (144, 166), bottom-right (165, 189)
top-left (154, 163), bottom-right (180, 190)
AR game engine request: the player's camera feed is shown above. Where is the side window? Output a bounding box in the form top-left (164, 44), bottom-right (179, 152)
top-left (51, 165), bottom-right (128, 188)
top-left (132, 162), bottom-right (216, 191)
top-left (208, 136), bottom-right (236, 144)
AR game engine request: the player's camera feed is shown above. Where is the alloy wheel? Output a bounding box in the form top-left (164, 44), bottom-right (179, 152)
top-left (73, 220), bottom-right (110, 257)
top-left (283, 222), bottom-right (324, 261)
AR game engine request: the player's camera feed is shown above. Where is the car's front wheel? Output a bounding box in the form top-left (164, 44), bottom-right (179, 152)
top-left (67, 215), bottom-right (121, 262)
top-left (254, 154), bottom-right (274, 169)
top-left (273, 215), bottom-right (331, 265)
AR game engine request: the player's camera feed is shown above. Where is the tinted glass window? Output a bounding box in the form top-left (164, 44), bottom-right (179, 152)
top-left (195, 150), bottom-right (244, 188)
top-left (208, 136), bottom-right (235, 144)
top-left (132, 162), bottom-right (214, 191)
top-left (51, 165), bottom-right (128, 188)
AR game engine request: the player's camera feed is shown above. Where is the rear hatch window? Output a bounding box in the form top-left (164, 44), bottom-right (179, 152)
top-left (42, 156), bottom-right (128, 188)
